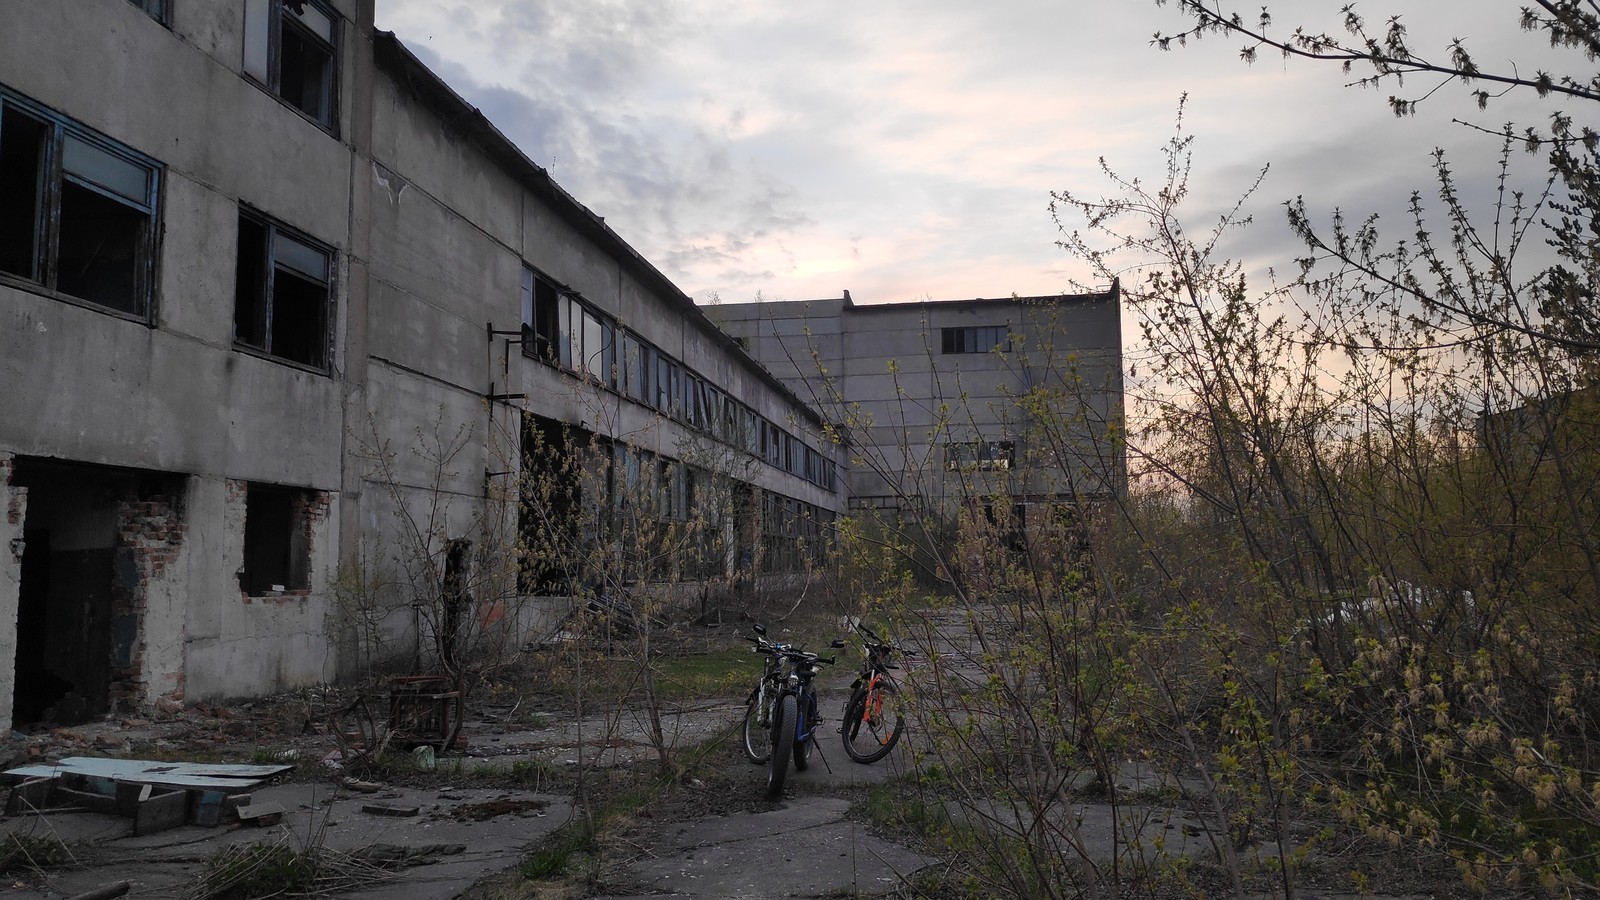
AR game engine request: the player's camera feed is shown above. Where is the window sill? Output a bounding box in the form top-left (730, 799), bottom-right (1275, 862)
top-left (243, 76), bottom-right (340, 139)
top-left (241, 590), bottom-right (311, 605)
top-left (232, 343), bottom-right (333, 377)
top-left (0, 273), bottom-right (155, 327)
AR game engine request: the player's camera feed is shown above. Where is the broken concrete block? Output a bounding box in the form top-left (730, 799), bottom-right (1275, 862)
top-left (235, 801), bottom-right (286, 826)
top-left (361, 803), bottom-right (419, 817)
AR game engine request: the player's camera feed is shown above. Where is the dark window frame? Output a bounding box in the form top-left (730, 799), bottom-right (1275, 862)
top-left (125, 0), bottom-right (171, 24)
top-left (126, 0), bottom-right (170, 25)
top-left (940, 324), bottom-right (1010, 354)
top-left (521, 265), bottom-right (619, 390)
top-left (0, 87), bottom-right (162, 322)
top-left (243, 0), bottom-right (340, 131)
top-left (240, 483), bottom-right (315, 596)
top-left (234, 206), bottom-right (335, 372)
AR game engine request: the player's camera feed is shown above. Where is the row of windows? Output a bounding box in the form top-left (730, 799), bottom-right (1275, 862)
top-left (760, 490), bottom-right (834, 574)
top-left (0, 85), bottom-right (334, 371)
top-left (517, 417), bottom-right (832, 591)
top-left (941, 325), bottom-right (1009, 354)
top-left (521, 267), bottom-right (838, 491)
top-left (946, 440), bottom-right (1016, 471)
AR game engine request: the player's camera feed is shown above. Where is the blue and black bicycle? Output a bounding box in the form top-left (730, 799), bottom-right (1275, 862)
top-left (753, 631), bottom-right (844, 798)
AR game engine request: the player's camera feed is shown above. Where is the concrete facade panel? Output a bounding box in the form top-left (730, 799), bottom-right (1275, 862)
top-left (366, 277), bottom-right (495, 393)
top-left (523, 200), bottom-right (622, 316)
top-left (370, 81), bottom-right (524, 254)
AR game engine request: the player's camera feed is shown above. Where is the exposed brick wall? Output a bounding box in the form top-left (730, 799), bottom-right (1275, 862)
top-left (1, 452), bottom-right (21, 530)
top-left (109, 493), bottom-right (186, 708)
top-left (295, 489), bottom-right (331, 527)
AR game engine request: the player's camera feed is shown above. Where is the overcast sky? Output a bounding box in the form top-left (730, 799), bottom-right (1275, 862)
top-left (375, 1), bottom-right (1575, 307)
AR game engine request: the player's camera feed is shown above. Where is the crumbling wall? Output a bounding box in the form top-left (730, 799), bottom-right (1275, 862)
top-left (113, 491), bottom-right (189, 707)
top-left (0, 452), bottom-right (25, 730)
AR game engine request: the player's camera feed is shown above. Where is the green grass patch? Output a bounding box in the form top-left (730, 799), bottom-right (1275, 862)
top-left (202, 842), bottom-right (321, 900)
top-left (508, 757), bottom-right (558, 790)
top-left (651, 647), bottom-right (755, 700)
top-left (529, 646), bottom-right (756, 706)
top-left (520, 823), bottom-right (597, 880)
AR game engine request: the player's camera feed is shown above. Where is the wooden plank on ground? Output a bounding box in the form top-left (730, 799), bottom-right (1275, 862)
top-left (5, 757), bottom-right (288, 792)
top-left (5, 776), bottom-right (55, 816)
top-left (133, 788), bottom-right (189, 837)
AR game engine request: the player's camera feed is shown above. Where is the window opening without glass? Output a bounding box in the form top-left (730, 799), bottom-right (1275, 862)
top-left (235, 209), bottom-right (333, 369)
top-left (243, 0), bottom-right (338, 128)
top-left (0, 88), bottom-right (161, 318)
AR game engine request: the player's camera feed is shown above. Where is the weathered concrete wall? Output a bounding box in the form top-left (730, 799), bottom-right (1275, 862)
top-left (185, 479), bottom-right (339, 699)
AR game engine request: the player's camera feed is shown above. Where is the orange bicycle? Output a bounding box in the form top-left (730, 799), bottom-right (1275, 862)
top-left (840, 620), bottom-right (907, 763)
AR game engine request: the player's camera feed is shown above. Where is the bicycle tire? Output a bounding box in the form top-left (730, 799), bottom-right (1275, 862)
top-left (843, 679), bottom-right (904, 763)
top-left (742, 685), bottom-right (769, 764)
top-left (767, 693), bottom-right (797, 799)
top-left (793, 692), bottom-right (812, 771)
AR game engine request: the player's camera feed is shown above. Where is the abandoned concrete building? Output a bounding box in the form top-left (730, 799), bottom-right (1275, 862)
top-left (712, 289), bottom-right (1126, 521)
top-left (0, 0), bottom-right (843, 730)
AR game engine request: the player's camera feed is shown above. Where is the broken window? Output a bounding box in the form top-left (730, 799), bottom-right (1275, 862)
top-left (946, 440), bottom-right (1016, 471)
top-left (240, 484), bottom-right (312, 596)
top-left (235, 208), bottom-right (333, 369)
top-left (243, 0), bottom-right (338, 129)
top-left (521, 266), bottom-right (617, 387)
top-left (0, 88), bottom-right (160, 318)
top-left (580, 308), bottom-right (612, 385)
top-left (521, 267), bottom-right (561, 362)
top-left (126, 0), bottom-right (169, 24)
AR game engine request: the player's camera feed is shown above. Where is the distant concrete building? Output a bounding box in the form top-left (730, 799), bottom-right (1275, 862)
top-left (0, 0), bottom-right (839, 730)
top-left (712, 288), bottom-right (1125, 518)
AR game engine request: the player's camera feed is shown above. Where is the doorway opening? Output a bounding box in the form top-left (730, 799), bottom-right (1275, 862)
top-left (10, 459), bottom-right (185, 726)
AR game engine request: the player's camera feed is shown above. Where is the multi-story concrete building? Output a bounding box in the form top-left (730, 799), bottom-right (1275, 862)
top-left (0, 0), bottom-right (840, 730)
top-left (712, 289), bottom-right (1125, 520)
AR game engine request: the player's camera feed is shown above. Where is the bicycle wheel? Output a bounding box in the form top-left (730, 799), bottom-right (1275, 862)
top-left (843, 679), bottom-right (904, 763)
top-left (766, 693), bottom-right (797, 799)
top-left (793, 693), bottom-right (812, 771)
top-left (742, 685), bottom-right (769, 764)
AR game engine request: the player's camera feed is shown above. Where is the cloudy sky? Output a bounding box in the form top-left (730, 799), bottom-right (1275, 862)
top-left (375, 1), bottom-right (1575, 306)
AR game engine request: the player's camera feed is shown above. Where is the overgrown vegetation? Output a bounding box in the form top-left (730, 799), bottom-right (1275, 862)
top-left (817, 3), bottom-right (1600, 897)
top-left (0, 833), bottom-right (73, 875)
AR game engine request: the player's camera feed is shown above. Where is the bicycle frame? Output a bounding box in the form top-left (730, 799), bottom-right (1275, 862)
top-left (782, 672), bottom-right (822, 747)
top-left (840, 620), bottom-right (907, 763)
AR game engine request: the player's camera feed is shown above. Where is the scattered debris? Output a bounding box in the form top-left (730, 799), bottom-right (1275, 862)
top-left (2, 757), bottom-right (290, 837)
top-left (361, 803), bottom-right (420, 818)
top-left (235, 801), bottom-right (286, 826)
top-left (443, 798), bottom-right (549, 822)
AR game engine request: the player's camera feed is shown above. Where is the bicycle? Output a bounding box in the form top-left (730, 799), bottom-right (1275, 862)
top-left (766, 638), bottom-right (844, 799)
top-left (840, 620), bottom-right (908, 764)
top-left (740, 624), bottom-right (788, 764)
